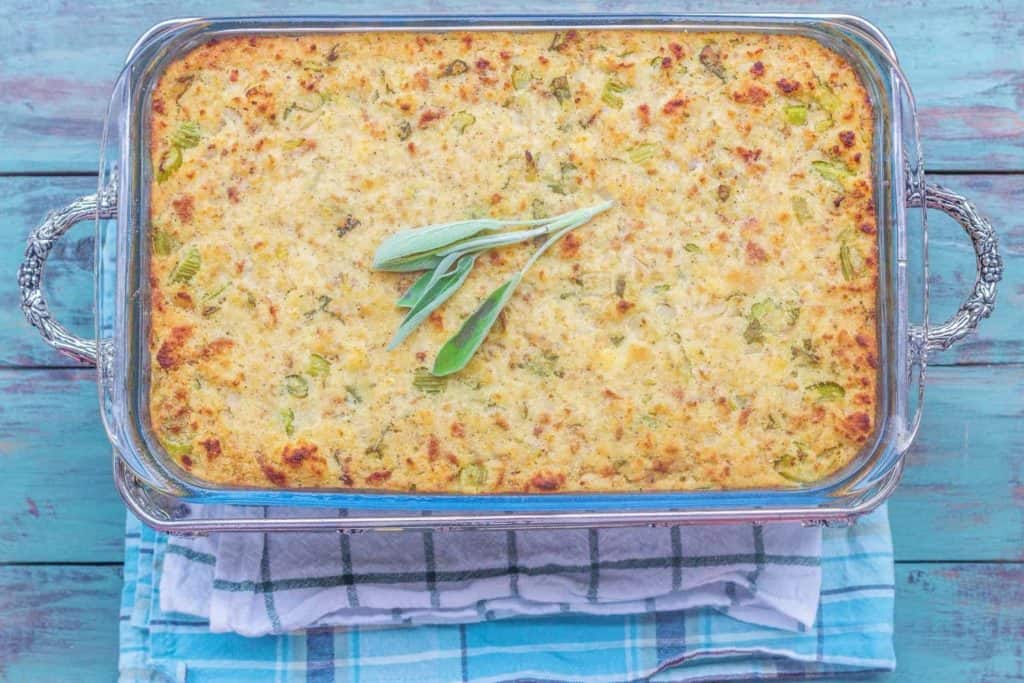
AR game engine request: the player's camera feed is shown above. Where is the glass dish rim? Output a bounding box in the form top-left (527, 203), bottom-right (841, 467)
top-left (96, 12), bottom-right (926, 523)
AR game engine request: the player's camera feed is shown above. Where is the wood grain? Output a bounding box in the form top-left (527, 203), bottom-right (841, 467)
top-left (2, 173), bottom-right (1019, 369)
top-left (0, 565), bottom-right (121, 683)
top-left (0, 0), bottom-right (1021, 172)
top-left (892, 364), bottom-right (1024, 562)
top-left (0, 369), bottom-right (123, 564)
top-left (0, 563), bottom-right (1019, 682)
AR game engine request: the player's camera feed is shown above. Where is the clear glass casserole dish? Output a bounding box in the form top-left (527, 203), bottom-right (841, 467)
top-left (18, 14), bottom-right (1002, 531)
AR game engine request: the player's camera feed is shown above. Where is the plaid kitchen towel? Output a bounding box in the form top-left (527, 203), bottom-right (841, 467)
top-left (160, 509), bottom-right (825, 636)
top-left (120, 508), bottom-right (895, 681)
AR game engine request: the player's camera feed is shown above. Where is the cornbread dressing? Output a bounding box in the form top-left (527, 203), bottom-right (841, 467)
top-left (148, 30), bottom-right (879, 492)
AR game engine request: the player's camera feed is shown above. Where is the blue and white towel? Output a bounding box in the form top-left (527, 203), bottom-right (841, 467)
top-left (120, 508), bottom-right (895, 681)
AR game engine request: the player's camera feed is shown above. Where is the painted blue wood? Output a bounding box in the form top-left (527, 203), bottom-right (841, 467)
top-left (0, 0), bottom-right (1019, 679)
top-left (0, 0), bottom-right (1021, 172)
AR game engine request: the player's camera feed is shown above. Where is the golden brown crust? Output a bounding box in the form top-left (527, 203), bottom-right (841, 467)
top-left (148, 30), bottom-right (878, 492)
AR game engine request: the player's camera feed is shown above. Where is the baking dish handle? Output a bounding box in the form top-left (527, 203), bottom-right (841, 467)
top-left (17, 187), bottom-right (117, 364)
top-left (910, 183), bottom-right (1002, 356)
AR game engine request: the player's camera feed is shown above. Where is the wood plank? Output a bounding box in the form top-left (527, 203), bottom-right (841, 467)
top-left (0, 176), bottom-right (96, 368)
top-left (0, 563), bottom-right (1020, 681)
top-left (892, 364), bottom-right (1024, 562)
top-left (886, 563), bottom-right (1024, 683)
top-left (0, 369), bottom-right (124, 563)
top-left (0, 565), bottom-right (121, 683)
top-left (0, 1), bottom-right (1021, 172)
top-left (0, 173), bottom-right (1019, 369)
top-left (0, 363), bottom-right (1019, 563)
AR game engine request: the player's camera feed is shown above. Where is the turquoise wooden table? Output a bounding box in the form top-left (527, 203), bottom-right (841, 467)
top-left (1, 1), bottom-right (1021, 680)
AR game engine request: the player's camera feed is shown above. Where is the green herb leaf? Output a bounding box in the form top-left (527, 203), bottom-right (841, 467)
top-left (373, 203), bottom-right (610, 272)
top-left (430, 200), bottom-right (614, 376)
top-left (458, 463), bottom-right (488, 488)
top-left (774, 451), bottom-right (816, 483)
top-left (816, 86), bottom-right (840, 114)
top-left (161, 438), bottom-right (192, 458)
top-left (627, 143), bottom-right (658, 163)
top-left (153, 229), bottom-right (178, 256)
top-left (433, 274), bottom-right (522, 377)
top-left (807, 381), bottom-right (845, 401)
top-left (281, 408), bottom-right (295, 436)
top-left (684, 243), bottom-right (701, 253)
top-left (374, 219), bottom-right (570, 272)
top-left (550, 32), bottom-right (569, 51)
top-left (743, 318), bottom-right (764, 344)
top-left (784, 105), bottom-right (807, 125)
top-left (168, 246), bottom-right (200, 284)
top-left (511, 67), bottom-right (531, 90)
top-left (699, 43), bottom-right (727, 81)
top-left (397, 270), bottom-right (436, 308)
top-left (388, 253), bottom-right (479, 350)
top-left (451, 111), bottom-right (476, 133)
top-left (812, 160), bottom-right (851, 187)
top-left (156, 146), bottom-right (183, 183)
top-left (792, 196), bottom-right (812, 224)
top-left (442, 60), bottom-right (469, 77)
top-left (551, 76), bottom-right (571, 105)
top-left (602, 79), bottom-right (627, 109)
top-left (839, 243), bottom-right (864, 281)
top-left (413, 366), bottom-right (447, 393)
top-left (307, 353), bottom-right (331, 377)
top-left (170, 121), bottom-right (201, 149)
top-left (284, 374), bottom-right (309, 398)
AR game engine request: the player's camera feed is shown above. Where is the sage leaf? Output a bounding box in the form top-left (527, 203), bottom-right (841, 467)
top-left (397, 269), bottom-right (436, 308)
top-left (372, 203), bottom-right (612, 272)
top-left (430, 199), bottom-right (614, 376)
top-left (433, 274), bottom-right (522, 376)
top-left (374, 216), bottom-right (549, 271)
top-left (388, 253), bottom-right (479, 350)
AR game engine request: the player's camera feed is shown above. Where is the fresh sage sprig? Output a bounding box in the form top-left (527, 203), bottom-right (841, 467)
top-left (372, 204), bottom-right (615, 273)
top-left (388, 253), bottom-right (479, 350)
top-left (432, 200), bottom-right (613, 376)
top-left (374, 199), bottom-right (614, 373)
top-left (373, 216), bottom-right (550, 272)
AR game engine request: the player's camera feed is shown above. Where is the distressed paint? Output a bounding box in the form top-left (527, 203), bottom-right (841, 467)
top-left (0, 566), bottom-right (121, 683)
top-left (0, 0), bottom-right (1022, 172)
top-left (0, 1), bottom-right (1021, 679)
top-left (0, 369), bottom-right (123, 563)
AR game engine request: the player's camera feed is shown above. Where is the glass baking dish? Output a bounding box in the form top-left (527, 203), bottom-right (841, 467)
top-left (19, 14), bottom-right (1002, 531)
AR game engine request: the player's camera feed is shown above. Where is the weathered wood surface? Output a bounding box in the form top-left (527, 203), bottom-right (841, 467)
top-left (0, 364), bottom-right (1019, 565)
top-left (2, 563), bottom-right (1020, 683)
top-left (0, 565), bottom-right (122, 683)
top-left (0, 0), bottom-right (1021, 679)
top-left (1, 0), bottom-right (1022, 173)
top-left (0, 369), bottom-right (122, 563)
top-left (4, 173), bottom-right (1019, 369)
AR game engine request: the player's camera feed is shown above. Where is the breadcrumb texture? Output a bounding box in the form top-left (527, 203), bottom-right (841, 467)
top-left (148, 30), bottom-right (878, 492)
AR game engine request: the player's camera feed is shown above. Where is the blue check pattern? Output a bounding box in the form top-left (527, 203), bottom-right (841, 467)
top-left (120, 508), bottom-right (894, 682)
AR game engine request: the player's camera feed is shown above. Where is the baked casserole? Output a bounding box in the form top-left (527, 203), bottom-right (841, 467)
top-left (147, 30), bottom-right (878, 492)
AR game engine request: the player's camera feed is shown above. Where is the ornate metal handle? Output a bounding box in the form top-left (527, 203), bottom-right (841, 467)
top-left (18, 186), bottom-right (117, 364)
top-left (909, 183), bottom-right (1002, 355)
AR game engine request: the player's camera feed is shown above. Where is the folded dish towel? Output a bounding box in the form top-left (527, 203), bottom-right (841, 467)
top-left (161, 508), bottom-right (826, 636)
top-left (121, 507), bottom-right (894, 681)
